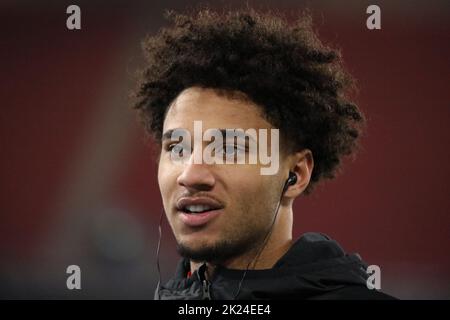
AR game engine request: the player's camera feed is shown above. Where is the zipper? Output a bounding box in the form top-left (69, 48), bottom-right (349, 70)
top-left (202, 279), bottom-right (211, 300)
top-left (197, 263), bottom-right (212, 300)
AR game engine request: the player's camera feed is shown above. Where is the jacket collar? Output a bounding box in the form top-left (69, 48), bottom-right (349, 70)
top-left (156, 233), bottom-right (369, 299)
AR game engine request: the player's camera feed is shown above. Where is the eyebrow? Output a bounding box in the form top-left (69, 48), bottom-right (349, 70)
top-left (162, 129), bottom-right (176, 142)
top-left (161, 128), bottom-right (257, 143)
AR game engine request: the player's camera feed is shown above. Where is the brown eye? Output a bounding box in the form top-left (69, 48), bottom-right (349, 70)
top-left (168, 144), bottom-right (186, 156)
top-left (217, 144), bottom-right (246, 156)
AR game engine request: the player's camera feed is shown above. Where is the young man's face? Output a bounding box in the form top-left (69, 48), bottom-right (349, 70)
top-left (158, 87), bottom-right (288, 263)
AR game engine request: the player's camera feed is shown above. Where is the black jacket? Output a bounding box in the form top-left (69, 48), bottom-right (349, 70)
top-left (155, 232), bottom-right (395, 300)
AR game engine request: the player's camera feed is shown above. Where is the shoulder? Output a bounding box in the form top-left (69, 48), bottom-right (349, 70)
top-left (309, 286), bottom-right (397, 300)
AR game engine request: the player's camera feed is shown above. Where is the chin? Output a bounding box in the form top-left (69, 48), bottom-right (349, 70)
top-left (176, 238), bottom-right (225, 262)
top-left (178, 236), bottom-right (217, 251)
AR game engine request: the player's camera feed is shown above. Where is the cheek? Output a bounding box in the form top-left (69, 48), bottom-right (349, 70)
top-left (224, 166), bottom-right (277, 202)
top-left (157, 162), bottom-right (164, 191)
top-left (228, 175), bottom-right (277, 219)
top-left (248, 178), bottom-right (281, 216)
top-left (158, 158), bottom-right (174, 201)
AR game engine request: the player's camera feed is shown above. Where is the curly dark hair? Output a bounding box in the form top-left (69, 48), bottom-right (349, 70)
top-left (134, 8), bottom-right (365, 194)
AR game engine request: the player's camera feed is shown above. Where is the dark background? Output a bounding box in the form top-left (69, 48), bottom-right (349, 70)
top-left (0, 0), bottom-right (449, 299)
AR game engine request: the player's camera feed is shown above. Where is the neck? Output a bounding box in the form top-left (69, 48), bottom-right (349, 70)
top-left (190, 204), bottom-right (293, 279)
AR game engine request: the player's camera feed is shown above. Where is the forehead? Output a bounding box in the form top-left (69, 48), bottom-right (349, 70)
top-left (163, 87), bottom-right (273, 132)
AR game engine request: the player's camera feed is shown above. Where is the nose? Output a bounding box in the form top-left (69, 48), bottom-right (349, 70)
top-left (177, 161), bottom-right (215, 192)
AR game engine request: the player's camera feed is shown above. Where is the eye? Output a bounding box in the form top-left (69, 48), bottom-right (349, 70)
top-left (167, 144), bottom-right (187, 156)
top-left (217, 144), bottom-right (246, 156)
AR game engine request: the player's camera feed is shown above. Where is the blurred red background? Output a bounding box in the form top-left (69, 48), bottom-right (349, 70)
top-left (0, 0), bottom-right (449, 299)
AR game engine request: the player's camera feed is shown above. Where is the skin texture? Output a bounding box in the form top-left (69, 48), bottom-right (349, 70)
top-left (158, 87), bottom-right (314, 276)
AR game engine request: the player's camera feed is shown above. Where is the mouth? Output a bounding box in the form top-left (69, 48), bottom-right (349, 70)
top-left (176, 198), bottom-right (224, 227)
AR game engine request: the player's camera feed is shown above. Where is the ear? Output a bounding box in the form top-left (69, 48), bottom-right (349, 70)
top-left (283, 149), bottom-right (314, 198)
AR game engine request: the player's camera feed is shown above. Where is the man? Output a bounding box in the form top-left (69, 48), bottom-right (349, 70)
top-left (134, 8), bottom-right (394, 299)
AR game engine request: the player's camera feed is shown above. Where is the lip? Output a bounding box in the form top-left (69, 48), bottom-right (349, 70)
top-left (178, 209), bottom-right (224, 227)
top-left (176, 197), bottom-right (224, 227)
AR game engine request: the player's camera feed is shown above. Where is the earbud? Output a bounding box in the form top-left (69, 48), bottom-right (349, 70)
top-left (287, 171), bottom-right (297, 186)
top-left (282, 171), bottom-right (297, 194)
